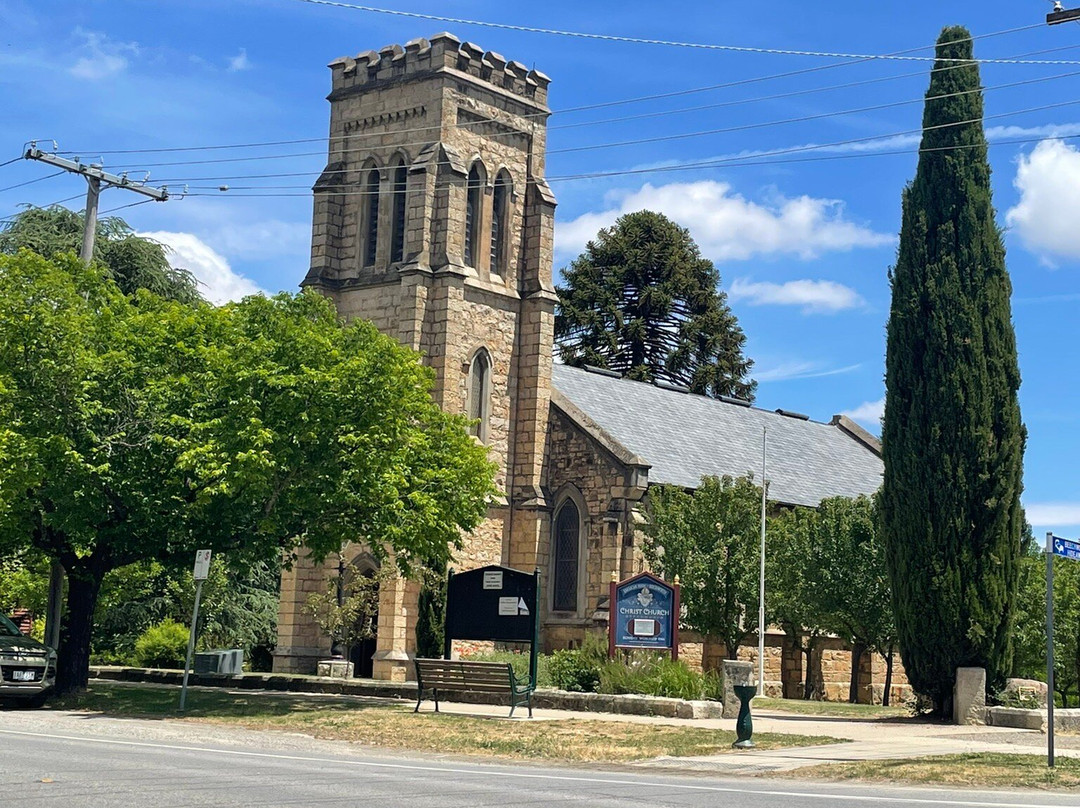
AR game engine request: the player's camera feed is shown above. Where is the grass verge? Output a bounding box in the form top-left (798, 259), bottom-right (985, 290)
top-left (54, 683), bottom-right (843, 763)
top-left (788, 754), bottom-right (1080, 790)
top-left (753, 697), bottom-right (907, 720)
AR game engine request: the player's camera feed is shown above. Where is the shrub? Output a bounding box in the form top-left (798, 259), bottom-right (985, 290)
top-left (462, 648), bottom-right (551, 688)
top-left (594, 653), bottom-right (723, 700)
top-left (549, 648), bottom-right (602, 692)
top-left (132, 619), bottom-right (190, 669)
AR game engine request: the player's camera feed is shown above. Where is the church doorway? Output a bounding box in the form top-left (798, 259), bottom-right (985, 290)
top-left (341, 552), bottom-right (379, 679)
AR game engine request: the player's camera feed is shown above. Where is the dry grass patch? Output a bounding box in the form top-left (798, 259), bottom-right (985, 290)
top-left (788, 753), bottom-right (1080, 790)
top-left (754, 697), bottom-right (907, 720)
top-left (58, 683), bottom-right (843, 763)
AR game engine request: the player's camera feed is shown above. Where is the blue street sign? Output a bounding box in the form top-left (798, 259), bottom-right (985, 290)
top-left (1052, 535), bottom-right (1080, 561)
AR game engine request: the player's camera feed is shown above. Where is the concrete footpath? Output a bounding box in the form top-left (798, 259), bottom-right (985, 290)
top-left (86, 678), bottom-right (1078, 775)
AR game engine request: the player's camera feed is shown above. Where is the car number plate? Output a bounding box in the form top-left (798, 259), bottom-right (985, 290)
top-left (13, 670), bottom-right (37, 681)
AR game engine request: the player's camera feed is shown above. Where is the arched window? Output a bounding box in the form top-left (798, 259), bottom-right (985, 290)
top-left (490, 171), bottom-right (511, 276)
top-left (552, 499), bottom-right (581, 613)
top-left (464, 163), bottom-right (483, 268)
top-left (466, 349), bottom-right (491, 441)
top-left (361, 166), bottom-right (380, 267)
top-left (390, 158), bottom-right (407, 264)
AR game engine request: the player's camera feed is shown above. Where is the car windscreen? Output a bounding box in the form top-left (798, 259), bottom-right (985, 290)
top-left (0, 614), bottom-right (24, 637)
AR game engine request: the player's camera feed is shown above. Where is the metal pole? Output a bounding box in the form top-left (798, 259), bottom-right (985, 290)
top-left (1046, 531), bottom-right (1055, 768)
top-left (758, 426), bottom-right (767, 697)
top-left (80, 176), bottom-right (101, 263)
top-left (179, 579), bottom-right (204, 712)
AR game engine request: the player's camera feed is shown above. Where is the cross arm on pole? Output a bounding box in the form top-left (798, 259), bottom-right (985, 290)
top-left (1048, 7), bottom-right (1080, 25)
top-left (24, 147), bottom-right (169, 201)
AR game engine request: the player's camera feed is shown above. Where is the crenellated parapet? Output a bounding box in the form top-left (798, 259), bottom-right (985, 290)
top-left (328, 32), bottom-right (551, 108)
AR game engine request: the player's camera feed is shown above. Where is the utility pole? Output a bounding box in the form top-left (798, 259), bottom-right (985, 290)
top-left (22, 144), bottom-right (170, 655)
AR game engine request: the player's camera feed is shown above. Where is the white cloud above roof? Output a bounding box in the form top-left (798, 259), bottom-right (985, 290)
top-left (1006, 139), bottom-right (1080, 264)
top-left (730, 278), bottom-right (866, 314)
top-left (555, 180), bottom-right (893, 264)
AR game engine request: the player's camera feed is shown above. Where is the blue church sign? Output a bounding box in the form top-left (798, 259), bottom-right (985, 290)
top-left (609, 572), bottom-right (680, 659)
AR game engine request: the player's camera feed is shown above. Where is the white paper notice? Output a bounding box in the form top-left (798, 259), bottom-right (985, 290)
top-left (498, 596), bottom-right (518, 616)
top-left (483, 570), bottom-right (504, 590)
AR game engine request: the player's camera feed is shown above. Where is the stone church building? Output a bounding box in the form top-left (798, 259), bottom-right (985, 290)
top-left (274, 34), bottom-right (896, 700)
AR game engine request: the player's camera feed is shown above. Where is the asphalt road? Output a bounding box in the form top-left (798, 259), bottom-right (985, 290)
top-left (0, 713), bottom-right (1076, 808)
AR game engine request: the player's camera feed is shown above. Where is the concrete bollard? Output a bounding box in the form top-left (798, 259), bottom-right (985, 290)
top-left (953, 667), bottom-right (986, 725)
top-left (722, 660), bottom-right (755, 719)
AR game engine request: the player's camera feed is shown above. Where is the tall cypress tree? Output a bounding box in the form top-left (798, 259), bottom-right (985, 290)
top-left (881, 26), bottom-right (1025, 716)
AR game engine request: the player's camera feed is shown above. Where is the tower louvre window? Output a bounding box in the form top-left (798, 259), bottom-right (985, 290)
top-left (552, 499), bottom-right (580, 612)
top-left (490, 171), bottom-right (511, 275)
top-left (464, 164), bottom-right (483, 268)
top-left (390, 160), bottom-right (407, 264)
top-left (362, 167), bottom-right (380, 267)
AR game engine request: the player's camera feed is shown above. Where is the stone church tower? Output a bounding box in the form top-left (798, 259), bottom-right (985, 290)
top-left (275, 34), bottom-right (557, 680)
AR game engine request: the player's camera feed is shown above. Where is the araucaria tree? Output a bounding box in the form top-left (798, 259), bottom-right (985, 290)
top-left (880, 26), bottom-right (1025, 715)
top-left (555, 210), bottom-right (756, 401)
top-left (0, 251), bottom-right (496, 693)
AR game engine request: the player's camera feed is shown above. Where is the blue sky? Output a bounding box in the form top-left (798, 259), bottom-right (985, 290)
top-left (2, 0), bottom-right (1079, 537)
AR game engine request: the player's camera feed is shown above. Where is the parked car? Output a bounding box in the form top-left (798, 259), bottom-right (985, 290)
top-left (0, 614), bottom-right (56, 707)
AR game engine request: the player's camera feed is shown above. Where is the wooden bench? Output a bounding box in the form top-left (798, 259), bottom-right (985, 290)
top-left (413, 658), bottom-right (534, 718)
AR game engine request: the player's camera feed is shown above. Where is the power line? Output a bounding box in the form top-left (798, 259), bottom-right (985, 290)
top-left (0, 170), bottom-right (66, 194)
top-left (116, 71), bottom-right (1080, 183)
top-left (175, 123), bottom-right (1080, 197)
top-left (288, 2), bottom-right (1070, 65)
top-left (0, 157), bottom-right (23, 169)
top-left (54, 26), bottom-right (1063, 160)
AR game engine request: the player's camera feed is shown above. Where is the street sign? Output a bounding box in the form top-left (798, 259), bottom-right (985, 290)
top-left (609, 572), bottom-right (680, 659)
top-left (193, 549), bottom-right (212, 580)
top-left (1052, 535), bottom-right (1080, 561)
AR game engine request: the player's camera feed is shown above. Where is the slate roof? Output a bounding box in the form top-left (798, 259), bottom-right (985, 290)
top-left (551, 364), bottom-right (883, 508)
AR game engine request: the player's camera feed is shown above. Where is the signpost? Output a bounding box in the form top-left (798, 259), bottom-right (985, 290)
top-left (1046, 533), bottom-right (1079, 768)
top-left (608, 572), bottom-right (680, 659)
top-left (179, 549), bottom-right (211, 712)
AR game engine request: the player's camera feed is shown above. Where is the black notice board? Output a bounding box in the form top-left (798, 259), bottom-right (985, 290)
top-left (444, 565), bottom-right (538, 643)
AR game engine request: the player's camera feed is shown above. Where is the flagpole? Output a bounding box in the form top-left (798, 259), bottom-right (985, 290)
top-left (758, 426), bottom-right (767, 697)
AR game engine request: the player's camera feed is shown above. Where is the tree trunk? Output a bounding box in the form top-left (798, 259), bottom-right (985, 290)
top-left (882, 646), bottom-right (895, 707)
top-left (848, 643), bottom-right (867, 704)
top-left (55, 564), bottom-right (105, 695)
top-left (802, 637), bottom-right (817, 700)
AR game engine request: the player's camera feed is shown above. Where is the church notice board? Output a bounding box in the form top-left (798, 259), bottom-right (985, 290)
top-left (444, 565), bottom-right (539, 647)
top-left (608, 572), bottom-right (680, 660)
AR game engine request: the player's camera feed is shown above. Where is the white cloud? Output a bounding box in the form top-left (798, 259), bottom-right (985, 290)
top-left (730, 278), bottom-right (865, 314)
top-left (228, 48), bottom-right (251, 72)
top-left (139, 231), bottom-right (265, 305)
top-left (555, 181), bottom-right (892, 263)
top-left (69, 28), bottom-right (138, 81)
top-left (755, 361), bottom-right (861, 383)
top-left (1025, 502), bottom-right (1080, 527)
top-left (1006, 139), bottom-right (1080, 263)
top-left (842, 397), bottom-right (885, 429)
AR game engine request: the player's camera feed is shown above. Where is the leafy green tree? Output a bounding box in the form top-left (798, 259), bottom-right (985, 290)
top-left (880, 26), bottom-right (1025, 716)
top-left (1011, 542), bottom-right (1080, 708)
top-left (644, 475), bottom-right (762, 658)
top-left (0, 250), bottom-right (496, 693)
top-left (0, 205), bottom-right (201, 303)
top-left (804, 497), bottom-right (896, 705)
top-left (555, 210), bottom-right (755, 401)
top-left (767, 507), bottom-right (827, 699)
top-left (305, 560), bottom-right (386, 662)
